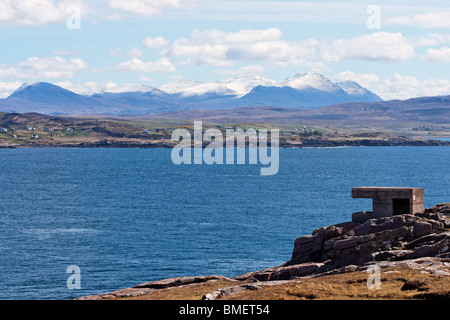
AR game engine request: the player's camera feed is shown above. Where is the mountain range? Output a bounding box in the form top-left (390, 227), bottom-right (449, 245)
top-left (0, 73), bottom-right (382, 116)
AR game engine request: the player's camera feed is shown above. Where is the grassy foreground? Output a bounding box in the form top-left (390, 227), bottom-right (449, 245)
top-left (110, 267), bottom-right (450, 300)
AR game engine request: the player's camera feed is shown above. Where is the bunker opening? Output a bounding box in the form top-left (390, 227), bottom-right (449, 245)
top-left (392, 198), bottom-right (410, 215)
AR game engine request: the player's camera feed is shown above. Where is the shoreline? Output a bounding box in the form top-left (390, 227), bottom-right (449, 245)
top-left (2, 137), bottom-right (450, 149)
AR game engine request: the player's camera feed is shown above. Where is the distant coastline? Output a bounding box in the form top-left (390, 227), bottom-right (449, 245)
top-left (2, 136), bottom-right (450, 149)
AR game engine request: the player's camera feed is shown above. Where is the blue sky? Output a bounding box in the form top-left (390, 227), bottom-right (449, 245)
top-left (1, 0), bottom-right (450, 100)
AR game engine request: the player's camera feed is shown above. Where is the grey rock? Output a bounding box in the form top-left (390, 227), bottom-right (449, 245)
top-left (133, 275), bottom-right (227, 289)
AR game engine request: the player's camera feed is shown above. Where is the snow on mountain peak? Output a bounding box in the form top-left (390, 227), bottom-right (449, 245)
top-left (12, 82), bottom-right (48, 94)
top-left (224, 74), bottom-right (277, 96)
top-left (160, 79), bottom-right (237, 97)
top-left (336, 80), bottom-right (368, 96)
top-left (280, 72), bottom-right (341, 92)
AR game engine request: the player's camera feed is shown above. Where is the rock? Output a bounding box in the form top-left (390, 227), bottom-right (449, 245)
top-left (413, 221), bottom-right (433, 238)
top-left (272, 262), bottom-right (323, 280)
top-left (133, 275), bottom-right (228, 289)
top-left (203, 285), bottom-right (248, 300)
top-left (430, 269), bottom-right (450, 276)
top-left (372, 249), bottom-right (414, 261)
top-left (352, 211), bottom-right (374, 223)
top-left (331, 221), bottom-right (361, 237)
top-left (403, 237), bottom-right (450, 260)
top-left (400, 279), bottom-right (429, 291)
top-left (404, 232), bottom-right (449, 250)
top-left (284, 206), bottom-right (450, 278)
top-left (425, 206), bottom-right (440, 213)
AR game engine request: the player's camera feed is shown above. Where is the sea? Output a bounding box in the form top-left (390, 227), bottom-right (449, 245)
top-left (0, 146), bottom-right (449, 300)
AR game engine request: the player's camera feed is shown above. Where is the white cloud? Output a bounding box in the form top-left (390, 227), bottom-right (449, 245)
top-left (387, 11), bottom-right (450, 29)
top-left (100, 81), bottom-right (154, 93)
top-left (165, 30), bottom-right (230, 66)
top-left (114, 57), bottom-right (176, 73)
top-left (165, 28), bottom-right (323, 69)
top-left (376, 73), bottom-right (450, 100)
top-left (126, 48), bottom-right (144, 58)
top-left (108, 0), bottom-right (181, 16)
top-left (165, 29), bottom-right (419, 70)
top-left (423, 46), bottom-right (450, 62)
top-left (55, 81), bottom-right (158, 95)
top-left (411, 33), bottom-right (450, 47)
top-left (143, 36), bottom-right (170, 49)
top-left (0, 81), bottom-right (22, 98)
top-left (0, 56), bottom-right (87, 80)
top-left (140, 76), bottom-right (153, 82)
top-left (320, 32), bottom-right (415, 63)
top-left (332, 71), bottom-right (380, 89)
top-left (0, 0), bottom-right (86, 27)
top-left (56, 81), bottom-right (100, 95)
top-left (191, 28), bottom-right (283, 44)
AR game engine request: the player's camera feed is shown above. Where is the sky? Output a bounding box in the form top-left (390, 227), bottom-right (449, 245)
top-left (1, 0), bottom-right (450, 100)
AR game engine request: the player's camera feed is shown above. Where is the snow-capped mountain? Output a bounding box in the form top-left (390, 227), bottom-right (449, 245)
top-left (336, 80), bottom-right (382, 102)
top-left (160, 72), bottom-right (382, 110)
top-left (0, 72), bottom-right (383, 116)
top-left (280, 72), bottom-right (343, 92)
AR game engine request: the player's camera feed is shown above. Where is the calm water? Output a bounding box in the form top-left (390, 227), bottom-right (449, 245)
top-left (0, 146), bottom-right (449, 300)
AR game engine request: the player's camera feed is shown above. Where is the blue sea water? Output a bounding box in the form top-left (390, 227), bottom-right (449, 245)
top-left (0, 146), bottom-right (449, 300)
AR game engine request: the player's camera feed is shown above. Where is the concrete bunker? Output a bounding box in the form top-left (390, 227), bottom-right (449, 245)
top-left (351, 187), bottom-right (424, 223)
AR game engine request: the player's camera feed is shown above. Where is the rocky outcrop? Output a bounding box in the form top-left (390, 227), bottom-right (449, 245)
top-left (235, 203), bottom-right (450, 282)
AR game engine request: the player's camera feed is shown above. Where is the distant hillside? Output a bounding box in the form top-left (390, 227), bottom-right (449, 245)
top-left (141, 95), bottom-right (450, 125)
top-left (0, 82), bottom-right (186, 116)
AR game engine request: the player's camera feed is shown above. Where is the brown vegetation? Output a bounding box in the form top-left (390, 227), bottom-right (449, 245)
top-left (100, 267), bottom-right (450, 300)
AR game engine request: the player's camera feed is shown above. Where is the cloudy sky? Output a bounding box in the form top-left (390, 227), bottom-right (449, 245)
top-left (1, 0), bottom-right (450, 100)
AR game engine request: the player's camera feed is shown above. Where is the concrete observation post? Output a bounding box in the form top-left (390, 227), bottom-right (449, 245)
top-left (351, 187), bottom-right (424, 223)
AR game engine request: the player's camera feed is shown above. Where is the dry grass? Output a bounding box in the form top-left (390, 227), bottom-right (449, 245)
top-left (224, 267), bottom-right (450, 300)
top-left (115, 279), bottom-right (243, 300)
top-left (112, 267), bottom-right (450, 300)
